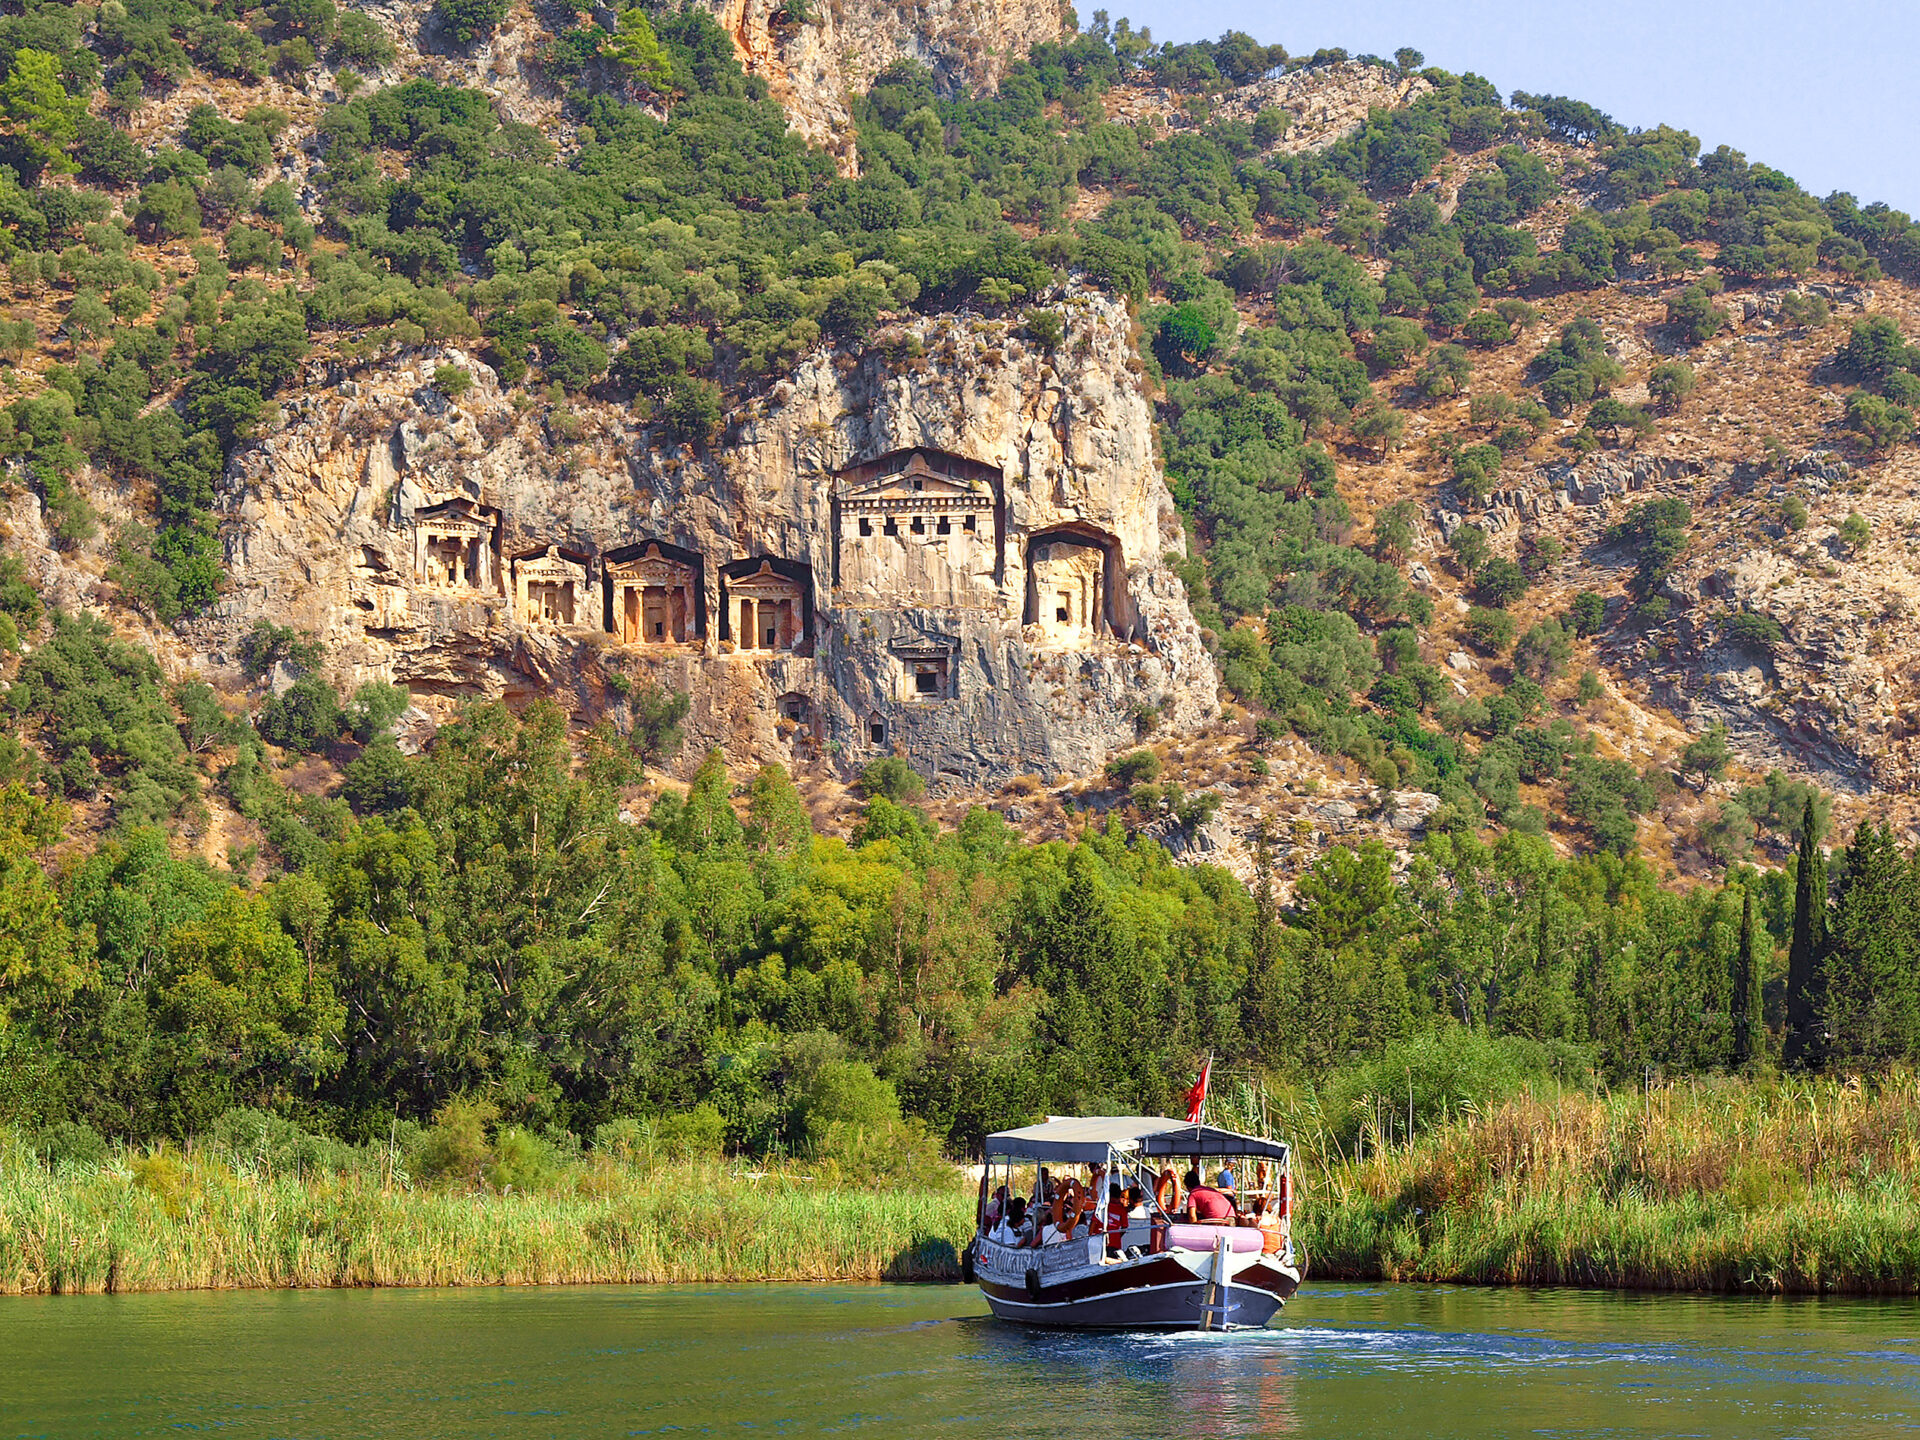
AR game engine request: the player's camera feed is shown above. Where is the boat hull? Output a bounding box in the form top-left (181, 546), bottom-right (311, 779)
top-left (973, 1244), bottom-right (1300, 1331)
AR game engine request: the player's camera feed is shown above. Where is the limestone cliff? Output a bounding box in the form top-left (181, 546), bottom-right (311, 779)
top-left (699, 0), bottom-right (1070, 169)
top-left (201, 292), bottom-right (1215, 786)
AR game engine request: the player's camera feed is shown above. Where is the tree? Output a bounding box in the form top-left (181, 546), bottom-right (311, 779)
top-left (1449, 524), bottom-right (1490, 578)
top-left (628, 681), bottom-right (691, 771)
top-left (1731, 886), bottom-right (1764, 1068)
top-left (1822, 821), bottom-right (1920, 1066)
top-left (0, 50), bottom-right (83, 177)
top-left (1844, 391), bottom-right (1912, 451)
top-left (1838, 511), bottom-right (1872, 553)
top-left (743, 764), bottom-right (811, 857)
top-left (859, 755), bottom-right (925, 803)
top-left (1371, 499), bottom-right (1417, 561)
top-left (434, 0), bottom-right (510, 44)
top-left (1463, 606), bottom-right (1516, 655)
top-left (1512, 620), bottom-right (1571, 681)
top-left (1350, 396), bottom-right (1405, 453)
top-left (346, 682), bottom-right (409, 743)
top-left (1680, 723), bottom-right (1730, 785)
top-left (1473, 557), bottom-right (1527, 608)
top-left (1666, 284), bottom-right (1725, 346)
top-left (1724, 610), bottom-right (1783, 649)
top-left (1393, 47), bottom-right (1425, 75)
top-left (1648, 361), bottom-right (1696, 413)
top-left (602, 7), bottom-right (675, 90)
top-left (1155, 304), bottom-right (1217, 372)
top-left (257, 673), bottom-right (343, 752)
top-left (1784, 797), bottom-right (1826, 1066)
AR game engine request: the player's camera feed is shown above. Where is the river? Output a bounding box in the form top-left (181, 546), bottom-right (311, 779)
top-left (3, 1282), bottom-right (1918, 1437)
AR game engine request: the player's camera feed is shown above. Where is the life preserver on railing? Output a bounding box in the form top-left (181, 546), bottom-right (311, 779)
top-left (1278, 1170), bottom-right (1291, 1220)
top-left (1153, 1168), bottom-right (1178, 1214)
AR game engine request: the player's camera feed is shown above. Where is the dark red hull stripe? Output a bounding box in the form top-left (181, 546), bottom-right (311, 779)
top-left (976, 1256), bottom-right (1299, 1306)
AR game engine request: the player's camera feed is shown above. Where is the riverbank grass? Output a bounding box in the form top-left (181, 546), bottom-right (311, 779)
top-left (0, 1148), bottom-right (975, 1295)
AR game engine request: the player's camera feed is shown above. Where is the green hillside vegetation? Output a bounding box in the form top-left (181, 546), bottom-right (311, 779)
top-left (4, 1), bottom-right (1916, 855)
top-left (6, 2), bottom-right (1920, 1187)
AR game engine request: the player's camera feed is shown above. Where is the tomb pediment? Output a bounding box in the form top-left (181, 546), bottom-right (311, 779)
top-left (887, 633), bottom-right (957, 663)
top-left (606, 543), bottom-right (695, 586)
top-left (838, 451), bottom-right (994, 511)
top-left (415, 499), bottom-right (495, 536)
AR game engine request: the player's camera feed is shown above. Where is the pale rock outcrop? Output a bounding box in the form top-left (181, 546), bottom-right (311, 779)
top-left (200, 293), bottom-right (1217, 787)
top-left (699, 0), bottom-right (1071, 170)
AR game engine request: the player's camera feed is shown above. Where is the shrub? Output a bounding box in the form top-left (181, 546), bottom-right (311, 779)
top-left (1463, 605), bottom-right (1516, 655)
top-left (35, 1120), bottom-right (108, 1170)
top-left (858, 755), bottom-right (925, 803)
top-left (1512, 620), bottom-right (1572, 681)
top-left (654, 1103), bottom-right (727, 1160)
top-left (257, 673), bottom-right (343, 752)
top-left (431, 364), bottom-right (471, 398)
top-left (1473, 556), bottom-right (1528, 607)
top-left (1105, 748), bottom-right (1161, 787)
top-left (1566, 590), bottom-right (1607, 636)
top-left (1838, 511), bottom-right (1872, 553)
top-left (333, 12), bottom-right (396, 66)
top-left (434, 0), bottom-right (510, 44)
top-left (409, 1096), bottom-right (499, 1188)
top-left (1724, 609), bottom-right (1784, 649)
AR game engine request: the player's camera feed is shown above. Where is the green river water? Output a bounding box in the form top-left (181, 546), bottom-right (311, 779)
top-left (3, 1282), bottom-right (1918, 1438)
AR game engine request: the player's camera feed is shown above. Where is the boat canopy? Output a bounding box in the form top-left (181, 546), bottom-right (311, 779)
top-left (984, 1116), bottom-right (1290, 1164)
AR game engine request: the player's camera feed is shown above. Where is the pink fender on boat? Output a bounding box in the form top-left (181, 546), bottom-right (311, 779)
top-left (1165, 1223), bottom-right (1262, 1253)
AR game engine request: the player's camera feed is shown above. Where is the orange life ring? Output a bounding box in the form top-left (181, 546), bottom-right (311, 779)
top-left (1153, 1168), bottom-right (1178, 1214)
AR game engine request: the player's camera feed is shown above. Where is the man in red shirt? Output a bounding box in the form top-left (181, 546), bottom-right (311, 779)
top-left (1182, 1167), bottom-right (1234, 1223)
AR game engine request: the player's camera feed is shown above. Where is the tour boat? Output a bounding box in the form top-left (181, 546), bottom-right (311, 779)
top-left (965, 1115), bottom-right (1301, 1330)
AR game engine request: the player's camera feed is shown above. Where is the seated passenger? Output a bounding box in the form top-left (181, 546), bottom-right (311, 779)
top-left (1183, 1168), bottom-right (1235, 1224)
top-left (990, 1196), bottom-right (1030, 1247)
top-left (1252, 1196), bottom-right (1286, 1256)
top-left (983, 1184), bottom-right (1008, 1229)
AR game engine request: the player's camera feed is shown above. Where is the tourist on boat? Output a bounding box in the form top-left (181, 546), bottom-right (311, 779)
top-left (990, 1196), bottom-right (1031, 1247)
top-left (1252, 1196), bottom-right (1286, 1256)
top-left (1104, 1183), bottom-right (1129, 1258)
top-left (1216, 1164), bottom-right (1236, 1193)
top-left (1183, 1168), bottom-right (1235, 1224)
top-left (983, 1184), bottom-right (1009, 1228)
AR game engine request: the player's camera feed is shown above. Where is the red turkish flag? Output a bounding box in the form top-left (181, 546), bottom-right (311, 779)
top-left (1185, 1055), bottom-right (1211, 1124)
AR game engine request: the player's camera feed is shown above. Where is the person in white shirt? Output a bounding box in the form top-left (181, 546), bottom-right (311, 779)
top-left (989, 1196), bottom-right (1031, 1247)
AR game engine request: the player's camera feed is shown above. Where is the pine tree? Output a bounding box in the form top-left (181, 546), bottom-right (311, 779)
top-left (1785, 797), bottom-right (1826, 1065)
top-left (1732, 886), bottom-right (1764, 1068)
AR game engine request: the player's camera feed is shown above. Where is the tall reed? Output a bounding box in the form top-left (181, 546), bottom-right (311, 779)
top-left (1290, 1071), bottom-right (1920, 1293)
top-left (0, 1147), bottom-right (975, 1296)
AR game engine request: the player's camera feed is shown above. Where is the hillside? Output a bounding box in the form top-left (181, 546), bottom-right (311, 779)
top-left (4, 0), bottom-right (1920, 888)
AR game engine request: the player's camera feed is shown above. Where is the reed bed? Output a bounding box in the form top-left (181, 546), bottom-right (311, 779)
top-left (12, 1075), bottom-right (1920, 1296)
top-left (1290, 1072), bottom-right (1920, 1294)
top-left (0, 1152), bottom-right (976, 1296)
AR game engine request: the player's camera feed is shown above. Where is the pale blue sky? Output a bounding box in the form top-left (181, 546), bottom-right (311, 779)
top-left (1107, 1), bottom-right (1918, 215)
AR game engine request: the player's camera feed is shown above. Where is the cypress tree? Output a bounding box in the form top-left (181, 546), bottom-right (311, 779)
top-left (1732, 886), bottom-right (1763, 1068)
top-left (1823, 821), bottom-right (1920, 1066)
top-left (1785, 796), bottom-right (1826, 1065)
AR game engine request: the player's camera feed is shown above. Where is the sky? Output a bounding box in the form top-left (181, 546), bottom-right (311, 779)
top-left (1105, 0), bottom-right (1920, 216)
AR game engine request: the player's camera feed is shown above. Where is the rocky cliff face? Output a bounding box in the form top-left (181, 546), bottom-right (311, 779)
top-left (201, 291), bottom-right (1215, 785)
top-left (699, 0), bottom-right (1070, 169)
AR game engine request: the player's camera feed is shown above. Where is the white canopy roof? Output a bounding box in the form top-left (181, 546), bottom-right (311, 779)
top-left (984, 1116), bottom-right (1290, 1164)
